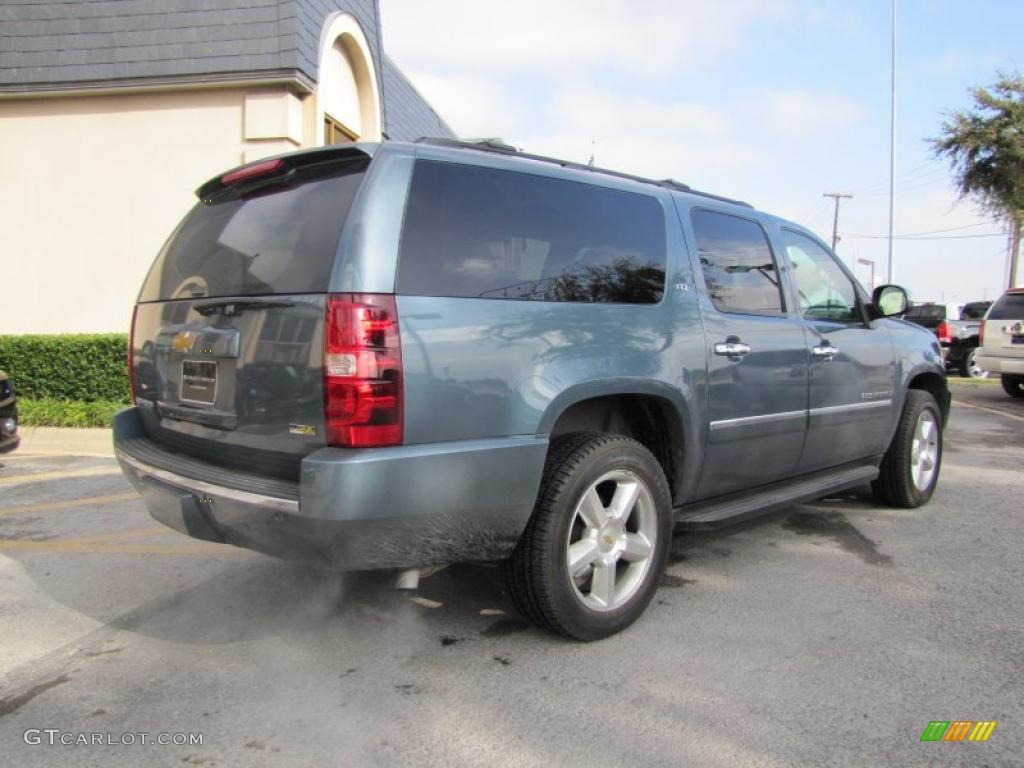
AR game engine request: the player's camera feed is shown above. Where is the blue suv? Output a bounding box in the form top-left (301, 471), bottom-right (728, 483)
top-left (115, 139), bottom-right (949, 639)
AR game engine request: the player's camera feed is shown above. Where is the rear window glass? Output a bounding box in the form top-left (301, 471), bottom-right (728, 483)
top-left (988, 292), bottom-right (1024, 319)
top-left (396, 161), bottom-right (666, 303)
top-left (139, 159), bottom-right (368, 301)
top-left (906, 305), bottom-right (945, 319)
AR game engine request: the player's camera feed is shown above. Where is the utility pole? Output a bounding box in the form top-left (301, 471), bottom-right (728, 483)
top-left (823, 192), bottom-right (853, 251)
top-left (887, 0), bottom-right (897, 282)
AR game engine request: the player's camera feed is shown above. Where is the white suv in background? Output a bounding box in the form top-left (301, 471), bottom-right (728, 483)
top-left (977, 289), bottom-right (1024, 398)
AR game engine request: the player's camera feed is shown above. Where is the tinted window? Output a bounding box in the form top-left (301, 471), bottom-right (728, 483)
top-left (397, 161), bottom-right (666, 303)
top-left (960, 301), bottom-right (990, 320)
top-left (989, 292), bottom-right (1024, 319)
top-left (691, 210), bottom-right (784, 314)
top-left (782, 230), bottom-right (860, 323)
top-left (906, 305), bottom-right (945, 319)
top-left (140, 159), bottom-right (368, 301)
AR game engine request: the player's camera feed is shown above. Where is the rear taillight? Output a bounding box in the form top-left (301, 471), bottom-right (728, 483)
top-left (323, 294), bottom-right (403, 448)
top-left (128, 305), bottom-right (137, 402)
top-left (979, 319), bottom-right (986, 347)
top-left (936, 321), bottom-right (952, 343)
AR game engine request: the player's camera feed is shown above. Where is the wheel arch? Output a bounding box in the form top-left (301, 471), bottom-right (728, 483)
top-left (538, 380), bottom-right (697, 504)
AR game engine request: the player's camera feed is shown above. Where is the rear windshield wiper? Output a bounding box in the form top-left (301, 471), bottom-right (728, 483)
top-left (193, 298), bottom-right (295, 317)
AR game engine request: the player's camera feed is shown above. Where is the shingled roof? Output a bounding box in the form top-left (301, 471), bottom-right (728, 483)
top-left (0, 0), bottom-right (454, 140)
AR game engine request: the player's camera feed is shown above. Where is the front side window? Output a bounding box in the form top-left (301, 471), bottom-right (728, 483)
top-left (782, 229), bottom-right (861, 323)
top-left (397, 161), bottom-right (667, 304)
top-left (691, 209), bottom-right (784, 314)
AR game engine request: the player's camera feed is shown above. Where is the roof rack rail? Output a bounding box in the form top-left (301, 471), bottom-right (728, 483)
top-left (413, 136), bottom-right (753, 209)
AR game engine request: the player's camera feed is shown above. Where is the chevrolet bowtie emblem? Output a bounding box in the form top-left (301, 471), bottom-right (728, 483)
top-left (172, 332), bottom-right (195, 353)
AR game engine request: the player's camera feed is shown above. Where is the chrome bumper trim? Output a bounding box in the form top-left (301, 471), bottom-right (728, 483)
top-left (116, 449), bottom-right (299, 514)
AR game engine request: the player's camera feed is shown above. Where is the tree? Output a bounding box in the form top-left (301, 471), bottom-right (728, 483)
top-left (931, 72), bottom-right (1024, 288)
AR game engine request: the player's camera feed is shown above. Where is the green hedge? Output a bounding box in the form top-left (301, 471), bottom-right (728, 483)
top-left (18, 398), bottom-right (125, 428)
top-left (0, 334), bottom-right (131, 402)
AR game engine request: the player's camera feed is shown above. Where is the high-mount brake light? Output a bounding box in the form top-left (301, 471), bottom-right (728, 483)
top-left (323, 294), bottom-right (403, 448)
top-left (221, 158), bottom-right (284, 186)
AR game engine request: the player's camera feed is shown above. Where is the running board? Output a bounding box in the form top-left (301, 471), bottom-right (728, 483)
top-left (674, 464), bottom-right (879, 530)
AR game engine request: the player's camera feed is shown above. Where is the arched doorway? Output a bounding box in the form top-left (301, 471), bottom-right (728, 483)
top-left (317, 13), bottom-right (381, 144)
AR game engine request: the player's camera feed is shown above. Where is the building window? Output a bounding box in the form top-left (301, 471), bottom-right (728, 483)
top-left (324, 115), bottom-right (358, 144)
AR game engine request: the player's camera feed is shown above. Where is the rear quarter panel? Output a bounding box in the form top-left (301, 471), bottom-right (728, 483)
top-left (395, 165), bottom-right (709, 501)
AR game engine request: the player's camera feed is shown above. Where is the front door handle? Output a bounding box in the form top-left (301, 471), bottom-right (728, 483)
top-left (811, 343), bottom-right (840, 359)
top-left (714, 340), bottom-right (751, 358)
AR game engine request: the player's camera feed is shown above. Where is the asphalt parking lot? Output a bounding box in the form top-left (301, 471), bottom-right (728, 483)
top-left (0, 379), bottom-right (1021, 767)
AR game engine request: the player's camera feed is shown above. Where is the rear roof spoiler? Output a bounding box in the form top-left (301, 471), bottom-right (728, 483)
top-left (195, 144), bottom-right (373, 200)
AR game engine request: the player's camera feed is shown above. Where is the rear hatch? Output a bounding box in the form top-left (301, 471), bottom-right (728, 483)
top-left (131, 149), bottom-right (371, 480)
top-left (983, 290), bottom-right (1024, 359)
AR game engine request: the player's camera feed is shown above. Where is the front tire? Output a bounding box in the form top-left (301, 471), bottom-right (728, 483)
top-left (1001, 374), bottom-right (1024, 398)
top-left (872, 391), bottom-right (943, 508)
top-left (504, 433), bottom-right (672, 641)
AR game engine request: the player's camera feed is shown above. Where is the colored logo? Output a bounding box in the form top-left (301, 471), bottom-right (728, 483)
top-left (920, 721), bottom-right (996, 742)
top-left (172, 332), bottom-right (195, 353)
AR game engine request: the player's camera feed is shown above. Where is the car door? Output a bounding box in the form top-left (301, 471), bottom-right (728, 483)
top-left (684, 207), bottom-right (810, 499)
top-left (778, 228), bottom-right (896, 473)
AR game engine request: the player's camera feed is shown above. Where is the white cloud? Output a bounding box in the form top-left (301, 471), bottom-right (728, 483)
top-left (754, 89), bottom-right (864, 139)
top-left (381, 0), bottom-right (792, 78)
top-left (405, 71), bottom-right (529, 137)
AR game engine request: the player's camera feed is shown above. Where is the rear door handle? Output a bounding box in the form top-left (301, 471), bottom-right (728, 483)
top-left (811, 344), bottom-right (840, 359)
top-left (714, 341), bottom-right (751, 358)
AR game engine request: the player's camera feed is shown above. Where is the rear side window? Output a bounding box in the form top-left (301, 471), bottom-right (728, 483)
top-left (139, 159), bottom-right (369, 301)
top-left (988, 292), bottom-right (1024, 319)
top-left (691, 209), bottom-right (784, 315)
top-left (396, 161), bottom-right (666, 303)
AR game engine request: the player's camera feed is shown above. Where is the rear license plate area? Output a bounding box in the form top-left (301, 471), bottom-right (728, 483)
top-left (1011, 334), bottom-right (1024, 345)
top-left (181, 360), bottom-right (217, 404)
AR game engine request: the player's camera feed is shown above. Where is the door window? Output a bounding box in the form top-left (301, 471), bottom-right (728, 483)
top-left (782, 230), bottom-right (861, 323)
top-left (690, 210), bottom-right (785, 315)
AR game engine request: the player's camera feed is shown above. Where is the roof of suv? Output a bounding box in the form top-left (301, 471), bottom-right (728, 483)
top-left (412, 137), bottom-right (755, 209)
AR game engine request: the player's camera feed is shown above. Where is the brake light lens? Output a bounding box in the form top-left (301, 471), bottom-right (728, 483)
top-left (979, 319), bottom-right (986, 347)
top-left (936, 321), bottom-right (952, 343)
top-left (128, 305), bottom-right (137, 402)
top-left (221, 158), bottom-right (283, 186)
top-left (324, 294), bottom-right (403, 447)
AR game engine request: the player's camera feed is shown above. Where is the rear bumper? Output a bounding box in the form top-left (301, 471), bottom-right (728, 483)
top-left (113, 408), bottom-right (547, 570)
top-left (976, 355), bottom-right (1024, 375)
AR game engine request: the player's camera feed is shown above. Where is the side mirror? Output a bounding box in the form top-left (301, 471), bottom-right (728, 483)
top-left (872, 284), bottom-right (909, 317)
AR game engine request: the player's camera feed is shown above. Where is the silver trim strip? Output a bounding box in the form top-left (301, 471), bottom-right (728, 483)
top-left (116, 450), bottom-right (299, 514)
top-left (811, 399), bottom-right (892, 417)
top-left (710, 409), bottom-right (806, 431)
top-left (710, 399), bottom-right (892, 431)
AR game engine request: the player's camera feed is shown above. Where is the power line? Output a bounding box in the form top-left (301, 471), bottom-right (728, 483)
top-left (840, 232), bottom-right (1004, 241)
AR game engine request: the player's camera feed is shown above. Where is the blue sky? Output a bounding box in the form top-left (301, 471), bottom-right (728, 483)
top-left (381, 0), bottom-right (1023, 306)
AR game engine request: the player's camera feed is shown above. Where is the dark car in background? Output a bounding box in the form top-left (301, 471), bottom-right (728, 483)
top-left (0, 370), bottom-right (19, 453)
top-left (905, 301), bottom-right (990, 378)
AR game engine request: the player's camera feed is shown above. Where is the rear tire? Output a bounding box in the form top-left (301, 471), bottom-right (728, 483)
top-left (1001, 374), bottom-right (1024, 398)
top-left (504, 433), bottom-right (672, 641)
top-left (872, 391), bottom-right (943, 508)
